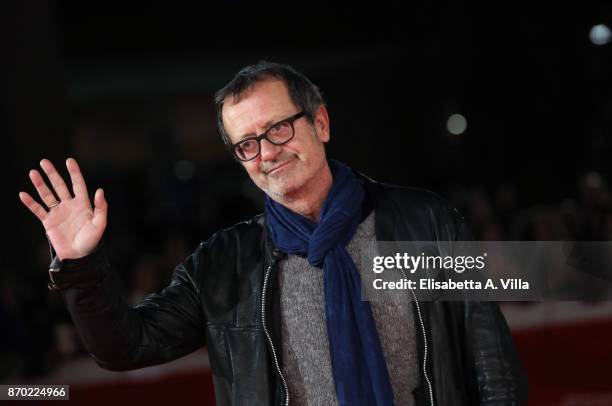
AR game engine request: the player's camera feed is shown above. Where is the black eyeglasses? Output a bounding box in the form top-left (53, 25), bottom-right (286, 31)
top-left (230, 111), bottom-right (306, 162)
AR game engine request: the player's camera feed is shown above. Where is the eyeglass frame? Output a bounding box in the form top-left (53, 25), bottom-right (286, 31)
top-left (228, 111), bottom-right (307, 162)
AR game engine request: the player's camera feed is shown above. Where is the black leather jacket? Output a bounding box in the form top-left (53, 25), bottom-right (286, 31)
top-left (50, 175), bottom-right (528, 406)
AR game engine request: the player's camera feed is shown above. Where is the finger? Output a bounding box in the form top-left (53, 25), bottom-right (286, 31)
top-left (66, 158), bottom-right (89, 200)
top-left (92, 188), bottom-right (108, 229)
top-left (40, 159), bottom-right (72, 201)
top-left (29, 169), bottom-right (60, 208)
top-left (18, 191), bottom-right (48, 222)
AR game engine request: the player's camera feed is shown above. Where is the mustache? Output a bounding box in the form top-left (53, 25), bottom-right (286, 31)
top-left (260, 154), bottom-right (296, 174)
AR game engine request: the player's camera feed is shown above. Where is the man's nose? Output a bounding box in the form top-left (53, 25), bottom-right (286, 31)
top-left (259, 138), bottom-right (282, 161)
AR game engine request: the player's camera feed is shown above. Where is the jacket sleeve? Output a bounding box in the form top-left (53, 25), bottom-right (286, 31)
top-left (464, 300), bottom-right (529, 405)
top-left (451, 210), bottom-right (529, 405)
top-left (50, 242), bottom-right (206, 371)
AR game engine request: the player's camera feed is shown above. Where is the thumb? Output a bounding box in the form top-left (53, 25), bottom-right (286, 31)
top-left (92, 188), bottom-right (108, 228)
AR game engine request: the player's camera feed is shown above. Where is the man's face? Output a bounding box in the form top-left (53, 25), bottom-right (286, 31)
top-left (222, 78), bottom-right (330, 200)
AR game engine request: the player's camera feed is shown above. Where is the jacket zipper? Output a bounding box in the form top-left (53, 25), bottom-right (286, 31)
top-left (263, 253), bottom-right (428, 406)
top-left (261, 256), bottom-right (290, 406)
top-left (401, 269), bottom-right (434, 406)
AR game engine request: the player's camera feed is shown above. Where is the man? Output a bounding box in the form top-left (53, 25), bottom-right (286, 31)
top-left (19, 61), bottom-right (527, 405)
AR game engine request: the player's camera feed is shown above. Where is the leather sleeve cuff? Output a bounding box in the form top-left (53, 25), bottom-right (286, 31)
top-left (48, 243), bottom-right (109, 291)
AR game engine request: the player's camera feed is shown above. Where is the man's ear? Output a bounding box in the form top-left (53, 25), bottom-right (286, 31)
top-left (314, 105), bottom-right (330, 143)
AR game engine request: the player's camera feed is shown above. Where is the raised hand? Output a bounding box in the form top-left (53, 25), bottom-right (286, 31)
top-left (19, 158), bottom-right (108, 261)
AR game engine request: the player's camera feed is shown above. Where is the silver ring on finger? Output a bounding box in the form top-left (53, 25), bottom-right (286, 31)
top-left (48, 200), bottom-right (60, 208)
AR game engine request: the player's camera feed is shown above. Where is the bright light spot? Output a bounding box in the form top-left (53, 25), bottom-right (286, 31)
top-left (173, 160), bottom-right (195, 181)
top-left (589, 24), bottom-right (611, 45)
top-left (446, 113), bottom-right (467, 135)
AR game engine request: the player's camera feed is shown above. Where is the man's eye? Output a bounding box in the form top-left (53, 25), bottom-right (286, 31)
top-left (272, 122), bottom-right (284, 131)
top-left (269, 121), bottom-right (289, 136)
top-left (241, 140), bottom-right (257, 151)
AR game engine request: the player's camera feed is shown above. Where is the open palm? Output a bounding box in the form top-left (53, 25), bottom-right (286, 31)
top-left (19, 158), bottom-right (107, 261)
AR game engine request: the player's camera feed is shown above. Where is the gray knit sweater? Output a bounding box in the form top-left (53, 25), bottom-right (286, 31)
top-left (278, 212), bottom-right (420, 405)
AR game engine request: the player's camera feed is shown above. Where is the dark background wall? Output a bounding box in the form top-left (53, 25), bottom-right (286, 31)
top-left (2, 1), bottom-right (612, 405)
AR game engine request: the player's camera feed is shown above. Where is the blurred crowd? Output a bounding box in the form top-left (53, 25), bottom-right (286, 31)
top-left (451, 171), bottom-right (612, 242)
top-left (1, 163), bottom-right (611, 383)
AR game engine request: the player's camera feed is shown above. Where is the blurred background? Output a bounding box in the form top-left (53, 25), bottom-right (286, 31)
top-left (2, 1), bottom-right (612, 405)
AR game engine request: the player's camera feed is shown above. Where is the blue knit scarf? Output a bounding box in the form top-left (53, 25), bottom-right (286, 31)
top-left (265, 160), bottom-right (394, 406)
